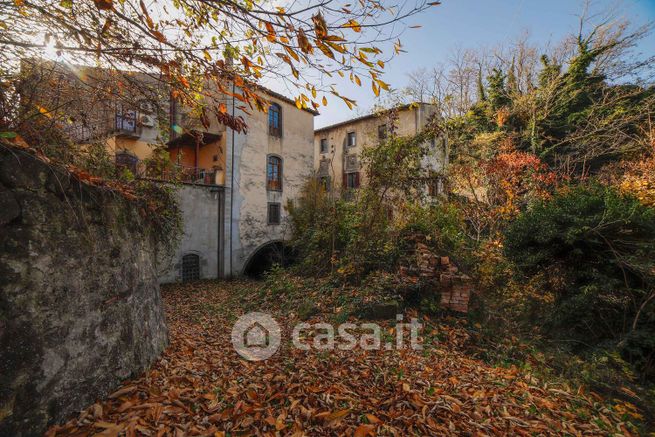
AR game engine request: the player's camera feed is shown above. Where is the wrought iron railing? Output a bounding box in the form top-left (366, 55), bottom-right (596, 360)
top-left (149, 164), bottom-right (220, 185)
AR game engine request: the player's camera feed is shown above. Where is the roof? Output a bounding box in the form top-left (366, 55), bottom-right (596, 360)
top-left (314, 102), bottom-right (432, 134)
top-left (259, 86), bottom-right (320, 116)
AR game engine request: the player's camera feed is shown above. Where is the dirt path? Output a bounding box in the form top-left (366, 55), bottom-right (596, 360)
top-left (46, 281), bottom-right (635, 436)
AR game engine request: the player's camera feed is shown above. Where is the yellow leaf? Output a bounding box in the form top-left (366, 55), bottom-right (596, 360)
top-left (372, 81), bottom-right (380, 97)
top-left (322, 96), bottom-right (328, 106)
top-left (377, 79), bottom-right (389, 91)
top-left (284, 45), bottom-right (300, 62)
top-left (343, 19), bottom-right (361, 32)
top-left (36, 105), bottom-right (52, 118)
top-left (342, 97), bottom-right (355, 109)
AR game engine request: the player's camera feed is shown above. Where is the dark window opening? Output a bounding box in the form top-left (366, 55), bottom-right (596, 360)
top-left (115, 151), bottom-right (139, 175)
top-left (427, 177), bottom-right (441, 197)
top-left (269, 103), bottom-right (281, 137)
top-left (347, 131), bottom-right (356, 147)
top-left (268, 203), bottom-right (281, 225)
top-left (181, 253), bottom-right (200, 282)
top-left (267, 155), bottom-right (282, 191)
top-left (345, 172), bottom-right (360, 189)
top-left (320, 138), bottom-right (328, 153)
top-left (378, 124), bottom-right (387, 140)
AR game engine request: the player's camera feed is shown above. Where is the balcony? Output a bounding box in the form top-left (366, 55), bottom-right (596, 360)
top-left (151, 164), bottom-right (222, 185)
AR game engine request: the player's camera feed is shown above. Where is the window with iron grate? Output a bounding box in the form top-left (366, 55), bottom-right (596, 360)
top-left (181, 253), bottom-right (200, 282)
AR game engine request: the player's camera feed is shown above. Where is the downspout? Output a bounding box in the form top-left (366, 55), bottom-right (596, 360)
top-left (229, 82), bottom-right (236, 277)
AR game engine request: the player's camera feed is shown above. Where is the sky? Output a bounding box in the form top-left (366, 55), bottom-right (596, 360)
top-left (311, 0), bottom-right (655, 129)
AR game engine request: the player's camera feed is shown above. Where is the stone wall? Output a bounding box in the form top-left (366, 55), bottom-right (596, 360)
top-left (0, 145), bottom-right (168, 436)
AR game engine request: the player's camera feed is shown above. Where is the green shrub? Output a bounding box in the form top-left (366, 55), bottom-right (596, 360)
top-left (504, 183), bottom-right (655, 376)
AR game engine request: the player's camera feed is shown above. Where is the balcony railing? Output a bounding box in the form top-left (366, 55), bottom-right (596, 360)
top-left (150, 164), bottom-right (220, 185)
top-left (115, 110), bottom-right (140, 138)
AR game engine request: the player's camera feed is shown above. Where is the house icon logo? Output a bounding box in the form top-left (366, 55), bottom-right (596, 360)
top-left (231, 312), bottom-right (281, 361)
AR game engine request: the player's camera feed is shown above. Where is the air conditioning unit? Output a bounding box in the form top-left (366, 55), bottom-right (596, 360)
top-left (139, 114), bottom-right (156, 127)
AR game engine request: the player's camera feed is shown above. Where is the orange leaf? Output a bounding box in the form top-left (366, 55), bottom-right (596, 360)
top-left (323, 409), bottom-right (350, 423)
top-left (354, 424), bottom-right (375, 437)
top-left (151, 30), bottom-right (167, 43)
top-left (365, 414), bottom-right (381, 424)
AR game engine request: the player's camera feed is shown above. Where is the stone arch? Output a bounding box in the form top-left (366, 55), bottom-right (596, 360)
top-left (241, 240), bottom-right (294, 278)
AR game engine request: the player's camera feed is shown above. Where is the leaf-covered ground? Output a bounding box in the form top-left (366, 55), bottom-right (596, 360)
top-left (47, 279), bottom-right (640, 436)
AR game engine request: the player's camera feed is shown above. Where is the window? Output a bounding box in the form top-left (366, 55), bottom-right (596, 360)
top-left (181, 253), bottom-right (200, 282)
top-left (378, 124), bottom-right (387, 140)
top-left (427, 177), bottom-right (441, 197)
top-left (115, 151), bottom-right (139, 175)
top-left (347, 132), bottom-right (356, 147)
top-left (345, 172), bottom-right (360, 189)
top-left (268, 203), bottom-right (281, 225)
top-left (268, 103), bottom-right (281, 137)
top-left (320, 138), bottom-right (328, 153)
top-left (267, 155), bottom-right (282, 191)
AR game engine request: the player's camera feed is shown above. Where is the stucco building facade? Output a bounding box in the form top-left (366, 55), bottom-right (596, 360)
top-left (313, 103), bottom-right (448, 194)
top-left (27, 60), bottom-right (316, 279)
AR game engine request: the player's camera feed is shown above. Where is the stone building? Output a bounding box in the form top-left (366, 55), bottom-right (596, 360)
top-left (26, 60), bottom-right (317, 279)
top-left (313, 103), bottom-right (448, 195)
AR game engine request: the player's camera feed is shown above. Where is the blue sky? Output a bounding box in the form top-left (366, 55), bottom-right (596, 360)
top-left (313, 0), bottom-right (655, 128)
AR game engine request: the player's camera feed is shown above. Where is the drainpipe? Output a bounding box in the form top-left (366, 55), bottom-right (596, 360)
top-left (229, 82), bottom-right (236, 277)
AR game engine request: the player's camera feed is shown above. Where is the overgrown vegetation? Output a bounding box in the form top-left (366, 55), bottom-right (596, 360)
top-left (288, 13), bottom-right (655, 427)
